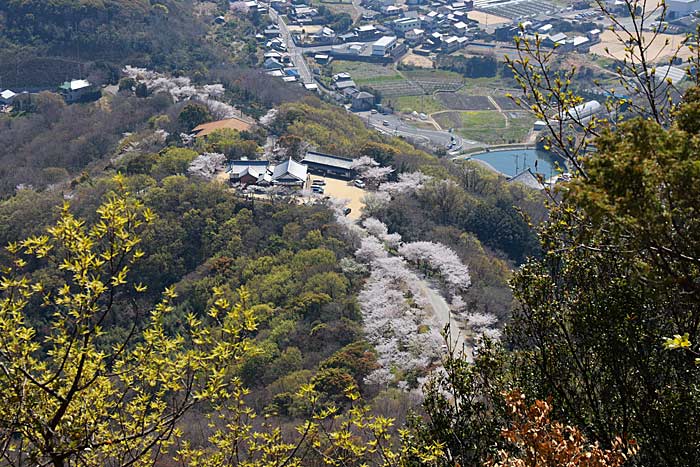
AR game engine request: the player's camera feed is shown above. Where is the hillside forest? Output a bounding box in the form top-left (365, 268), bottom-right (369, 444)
top-left (0, 1), bottom-right (699, 466)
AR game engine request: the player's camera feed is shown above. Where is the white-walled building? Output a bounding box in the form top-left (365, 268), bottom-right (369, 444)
top-left (667, 0), bottom-right (700, 18)
top-left (372, 35), bottom-right (398, 55)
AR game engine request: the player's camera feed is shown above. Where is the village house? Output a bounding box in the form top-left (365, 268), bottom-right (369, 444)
top-left (392, 17), bottom-right (421, 36)
top-left (351, 91), bottom-right (376, 111)
top-left (59, 79), bottom-right (99, 103)
top-left (405, 28), bottom-right (425, 45)
top-left (0, 89), bottom-right (17, 105)
top-left (302, 151), bottom-right (355, 179)
top-left (372, 35), bottom-right (399, 55)
top-left (356, 24), bottom-right (381, 40)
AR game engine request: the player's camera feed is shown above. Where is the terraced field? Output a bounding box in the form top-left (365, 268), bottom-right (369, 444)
top-left (386, 95), bottom-right (447, 114)
top-left (436, 93), bottom-right (495, 110)
top-left (366, 80), bottom-right (424, 97)
top-left (434, 110), bottom-right (534, 144)
top-left (332, 61), bottom-right (398, 82)
top-left (493, 96), bottom-right (520, 110)
top-left (401, 69), bottom-right (464, 94)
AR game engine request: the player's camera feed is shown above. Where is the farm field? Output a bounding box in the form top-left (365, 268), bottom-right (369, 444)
top-left (401, 69), bottom-right (464, 93)
top-left (436, 93), bottom-right (494, 110)
top-left (590, 30), bottom-right (692, 63)
top-left (457, 77), bottom-right (516, 96)
top-left (434, 110), bottom-right (534, 144)
top-left (386, 95), bottom-right (447, 114)
top-left (492, 96), bottom-right (520, 110)
top-left (331, 62), bottom-right (468, 101)
top-left (365, 79), bottom-right (424, 97)
top-left (332, 61), bottom-right (399, 81)
top-left (467, 10), bottom-right (512, 26)
top-left (331, 60), bottom-right (423, 97)
top-left (400, 53), bottom-right (434, 68)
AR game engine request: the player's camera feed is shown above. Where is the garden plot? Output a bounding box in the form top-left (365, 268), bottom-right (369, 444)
top-left (367, 80), bottom-right (424, 97)
top-left (436, 93), bottom-right (495, 110)
top-left (493, 96), bottom-right (520, 110)
top-left (402, 69), bottom-right (464, 94)
top-left (332, 61), bottom-right (398, 81)
top-left (412, 79), bottom-right (464, 94)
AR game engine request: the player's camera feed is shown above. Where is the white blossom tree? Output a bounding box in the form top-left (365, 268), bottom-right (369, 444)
top-left (360, 166), bottom-right (394, 188)
top-left (187, 152), bottom-right (227, 179)
top-left (350, 156), bottom-right (379, 171)
top-left (398, 241), bottom-right (471, 292)
top-left (361, 191), bottom-right (391, 216)
top-left (355, 236), bottom-right (388, 264)
top-left (362, 217), bottom-right (402, 249)
top-left (380, 171), bottom-right (432, 195)
top-left (122, 67), bottom-right (239, 119)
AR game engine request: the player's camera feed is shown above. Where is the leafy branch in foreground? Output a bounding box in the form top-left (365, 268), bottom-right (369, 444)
top-left (178, 383), bottom-right (444, 467)
top-left (0, 176), bottom-right (257, 467)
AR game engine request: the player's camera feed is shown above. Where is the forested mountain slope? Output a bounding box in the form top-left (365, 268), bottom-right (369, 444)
top-left (0, 0), bottom-right (228, 87)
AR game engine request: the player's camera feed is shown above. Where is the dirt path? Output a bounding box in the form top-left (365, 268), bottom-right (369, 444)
top-left (488, 95), bottom-right (509, 129)
top-left (415, 280), bottom-right (472, 360)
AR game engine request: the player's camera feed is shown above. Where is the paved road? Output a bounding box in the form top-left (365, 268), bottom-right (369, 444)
top-left (356, 111), bottom-right (483, 154)
top-left (416, 280), bottom-right (472, 360)
top-left (270, 9), bottom-right (314, 84)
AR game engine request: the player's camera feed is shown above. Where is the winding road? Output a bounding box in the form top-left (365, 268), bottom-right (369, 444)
top-left (415, 280), bottom-right (472, 360)
top-left (356, 111), bottom-right (484, 154)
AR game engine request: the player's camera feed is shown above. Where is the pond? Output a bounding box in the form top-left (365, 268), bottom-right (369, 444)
top-left (468, 148), bottom-right (566, 179)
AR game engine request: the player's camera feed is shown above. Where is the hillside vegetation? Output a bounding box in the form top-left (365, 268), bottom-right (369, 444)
top-left (0, 0), bottom-right (219, 87)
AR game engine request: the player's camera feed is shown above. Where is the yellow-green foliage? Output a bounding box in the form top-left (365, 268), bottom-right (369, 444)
top-left (275, 97), bottom-right (435, 168)
top-left (0, 175), bottom-right (258, 467)
top-left (178, 384), bottom-right (445, 467)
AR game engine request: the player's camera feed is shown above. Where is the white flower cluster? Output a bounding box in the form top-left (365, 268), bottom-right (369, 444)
top-left (466, 312), bottom-right (502, 341)
top-left (187, 152), bottom-right (227, 179)
top-left (380, 171), bottom-right (432, 195)
top-left (358, 254), bottom-right (444, 386)
top-left (355, 222), bottom-right (444, 387)
top-left (362, 217), bottom-right (402, 249)
top-left (122, 66), bottom-right (238, 119)
top-left (398, 241), bottom-right (472, 292)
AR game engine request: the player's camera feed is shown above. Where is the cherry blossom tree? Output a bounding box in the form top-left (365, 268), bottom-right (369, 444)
top-left (350, 156), bottom-right (379, 171)
top-left (398, 241), bottom-right (471, 292)
top-left (361, 191), bottom-right (391, 216)
top-left (362, 217), bottom-right (389, 238)
top-left (362, 217), bottom-right (402, 249)
top-left (187, 152), bottom-right (227, 179)
top-left (360, 166), bottom-right (394, 188)
top-left (355, 236), bottom-right (388, 264)
top-left (358, 255), bottom-right (444, 387)
top-left (380, 171), bottom-right (432, 195)
top-left (122, 67), bottom-right (240, 119)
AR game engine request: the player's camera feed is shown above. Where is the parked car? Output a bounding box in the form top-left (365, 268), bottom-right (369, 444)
top-left (312, 179), bottom-right (326, 186)
top-left (354, 179), bottom-right (366, 188)
top-left (343, 207), bottom-right (352, 216)
top-left (382, 120), bottom-right (389, 126)
top-left (370, 109), bottom-right (378, 114)
top-left (311, 186), bottom-right (324, 194)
